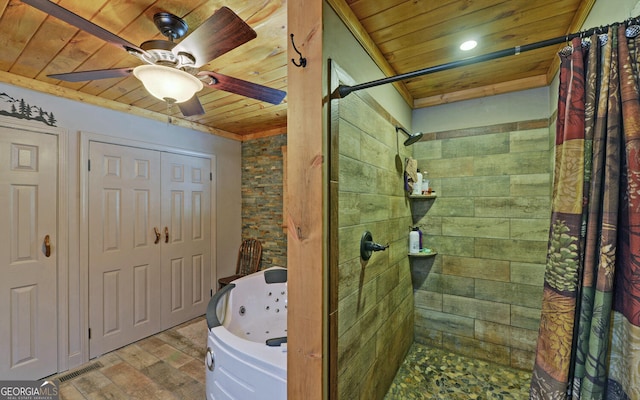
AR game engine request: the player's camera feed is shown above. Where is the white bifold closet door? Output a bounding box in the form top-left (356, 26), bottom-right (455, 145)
top-left (160, 151), bottom-right (211, 329)
top-left (88, 142), bottom-right (210, 358)
top-left (0, 127), bottom-right (58, 379)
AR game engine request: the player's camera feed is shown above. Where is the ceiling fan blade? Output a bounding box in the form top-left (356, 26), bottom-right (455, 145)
top-left (21, 0), bottom-right (144, 53)
top-left (172, 7), bottom-right (257, 68)
top-left (48, 67), bottom-right (134, 82)
top-left (200, 71), bottom-right (286, 105)
top-left (178, 96), bottom-right (205, 117)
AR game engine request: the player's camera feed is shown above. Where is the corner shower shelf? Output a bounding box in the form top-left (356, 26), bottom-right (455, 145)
top-left (408, 194), bottom-right (437, 199)
top-left (408, 251), bottom-right (437, 258)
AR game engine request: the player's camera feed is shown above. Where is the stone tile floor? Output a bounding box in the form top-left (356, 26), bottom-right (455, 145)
top-left (56, 318), bottom-right (531, 399)
top-left (385, 343), bottom-right (532, 399)
top-left (56, 317), bottom-right (207, 400)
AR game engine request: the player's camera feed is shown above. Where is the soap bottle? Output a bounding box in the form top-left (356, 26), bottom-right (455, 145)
top-left (409, 228), bottom-right (420, 254)
top-left (421, 171), bottom-right (430, 194)
top-left (412, 169), bottom-right (423, 195)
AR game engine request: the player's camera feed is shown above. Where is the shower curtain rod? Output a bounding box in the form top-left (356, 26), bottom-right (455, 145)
top-left (334, 16), bottom-right (638, 99)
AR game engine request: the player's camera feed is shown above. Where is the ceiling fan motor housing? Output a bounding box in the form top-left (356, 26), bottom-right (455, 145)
top-left (140, 39), bottom-right (178, 65)
top-left (154, 12), bottom-right (188, 40)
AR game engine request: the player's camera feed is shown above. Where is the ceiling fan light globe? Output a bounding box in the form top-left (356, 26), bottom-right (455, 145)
top-left (133, 64), bottom-right (203, 103)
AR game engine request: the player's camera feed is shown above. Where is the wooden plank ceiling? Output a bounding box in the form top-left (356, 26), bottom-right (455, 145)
top-left (331, 0), bottom-right (595, 108)
top-left (0, 0), bottom-right (595, 139)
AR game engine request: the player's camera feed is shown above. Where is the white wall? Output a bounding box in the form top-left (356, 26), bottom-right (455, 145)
top-left (323, 2), bottom-right (412, 129)
top-left (583, 0), bottom-right (639, 32)
top-left (0, 82), bottom-right (242, 370)
top-left (413, 87), bottom-right (550, 132)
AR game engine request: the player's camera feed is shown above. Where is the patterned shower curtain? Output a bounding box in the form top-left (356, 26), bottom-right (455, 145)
top-left (530, 26), bottom-right (640, 399)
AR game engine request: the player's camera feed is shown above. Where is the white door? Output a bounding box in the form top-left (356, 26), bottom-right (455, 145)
top-left (88, 142), bottom-right (161, 357)
top-left (0, 127), bottom-right (57, 379)
top-left (160, 152), bottom-right (211, 328)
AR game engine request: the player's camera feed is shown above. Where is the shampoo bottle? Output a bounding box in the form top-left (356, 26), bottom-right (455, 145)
top-left (412, 169), bottom-right (423, 195)
top-left (409, 228), bottom-right (420, 254)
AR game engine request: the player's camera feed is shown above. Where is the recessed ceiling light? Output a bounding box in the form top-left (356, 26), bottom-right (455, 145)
top-left (460, 40), bottom-right (478, 51)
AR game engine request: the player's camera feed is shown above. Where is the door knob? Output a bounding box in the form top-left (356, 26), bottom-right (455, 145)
top-left (44, 235), bottom-right (51, 257)
top-left (154, 227), bottom-right (161, 244)
top-left (164, 227), bottom-right (169, 243)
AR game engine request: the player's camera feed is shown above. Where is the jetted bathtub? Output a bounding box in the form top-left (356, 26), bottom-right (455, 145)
top-left (205, 267), bottom-right (287, 400)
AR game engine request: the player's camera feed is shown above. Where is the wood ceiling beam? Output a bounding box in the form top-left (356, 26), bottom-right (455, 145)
top-left (325, 0), bottom-right (414, 107)
top-left (241, 126), bottom-right (288, 141)
top-left (0, 70), bottom-right (243, 140)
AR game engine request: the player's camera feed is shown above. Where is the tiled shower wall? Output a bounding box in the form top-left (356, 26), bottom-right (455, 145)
top-left (335, 92), bottom-right (414, 399)
top-left (411, 120), bottom-right (552, 370)
top-left (241, 134), bottom-right (287, 269)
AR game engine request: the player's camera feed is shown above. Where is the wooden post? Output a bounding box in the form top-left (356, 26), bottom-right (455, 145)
top-left (287, 0), bottom-right (324, 399)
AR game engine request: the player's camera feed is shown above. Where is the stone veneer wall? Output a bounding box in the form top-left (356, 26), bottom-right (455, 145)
top-left (411, 119), bottom-right (552, 370)
top-left (335, 91), bottom-right (414, 399)
top-left (241, 134), bottom-right (287, 269)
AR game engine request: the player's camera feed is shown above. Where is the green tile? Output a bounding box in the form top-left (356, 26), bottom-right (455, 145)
top-left (442, 333), bottom-right (511, 366)
top-left (441, 133), bottom-right (509, 158)
top-left (443, 255), bottom-right (510, 282)
top-left (442, 176), bottom-right (511, 197)
top-left (474, 151), bottom-right (550, 176)
top-left (510, 326), bottom-right (538, 352)
top-left (474, 320), bottom-right (511, 346)
top-left (474, 238), bottom-right (547, 263)
top-left (338, 192), bottom-right (360, 227)
top-left (475, 279), bottom-right (543, 309)
top-left (359, 193), bottom-right (391, 224)
top-left (510, 128), bottom-right (551, 153)
top-left (421, 156), bottom-right (474, 178)
top-left (442, 216), bottom-right (510, 238)
top-left (511, 305), bottom-right (542, 330)
top-left (338, 119), bottom-right (362, 160)
top-left (413, 139), bottom-right (442, 160)
top-left (510, 262), bottom-right (546, 286)
top-left (510, 173), bottom-right (551, 197)
top-left (426, 197), bottom-right (475, 217)
top-left (414, 290), bottom-right (443, 311)
top-left (415, 309), bottom-right (474, 338)
top-left (443, 294), bottom-right (511, 324)
top-left (510, 218), bottom-right (550, 241)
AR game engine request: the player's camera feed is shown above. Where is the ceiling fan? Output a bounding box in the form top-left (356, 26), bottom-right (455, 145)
top-left (20, 0), bottom-right (287, 117)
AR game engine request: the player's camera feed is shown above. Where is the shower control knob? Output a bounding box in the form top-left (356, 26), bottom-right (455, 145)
top-left (360, 230), bottom-right (389, 261)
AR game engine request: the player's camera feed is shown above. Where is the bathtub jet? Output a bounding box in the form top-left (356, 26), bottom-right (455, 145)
top-left (205, 267), bottom-right (288, 400)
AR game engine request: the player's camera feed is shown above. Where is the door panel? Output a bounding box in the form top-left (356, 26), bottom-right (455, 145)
top-left (89, 142), bottom-right (161, 357)
top-left (89, 143), bottom-right (211, 353)
top-left (0, 128), bottom-right (57, 379)
top-left (161, 152), bottom-right (211, 328)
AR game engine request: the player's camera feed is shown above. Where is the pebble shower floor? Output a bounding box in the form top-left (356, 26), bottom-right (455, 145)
top-left (384, 342), bottom-right (532, 399)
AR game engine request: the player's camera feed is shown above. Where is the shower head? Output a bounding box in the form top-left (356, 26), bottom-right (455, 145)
top-left (396, 126), bottom-right (423, 146)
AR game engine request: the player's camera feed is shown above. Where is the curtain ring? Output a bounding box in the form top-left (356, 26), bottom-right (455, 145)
top-left (599, 33), bottom-right (609, 46)
top-left (625, 24), bottom-right (640, 38)
top-left (559, 34), bottom-right (573, 57)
